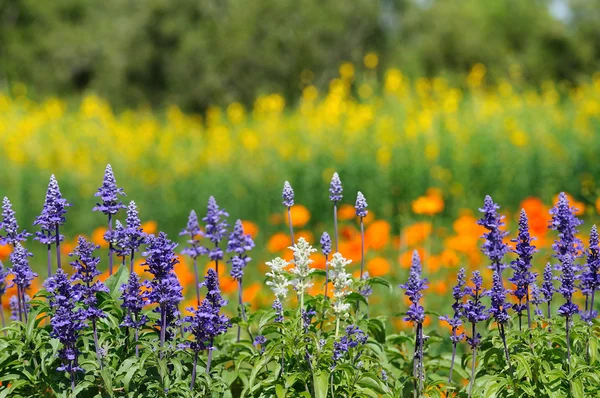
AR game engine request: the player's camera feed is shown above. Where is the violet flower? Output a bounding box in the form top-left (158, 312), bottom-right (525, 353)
top-left (184, 269), bottom-right (229, 386)
top-left (462, 270), bottom-right (488, 398)
top-left (530, 282), bottom-right (545, 317)
top-left (581, 225), bottom-right (600, 323)
top-left (69, 236), bottom-right (108, 368)
top-left (253, 335), bottom-right (267, 354)
top-left (9, 294), bottom-right (29, 321)
top-left (93, 164), bottom-right (126, 276)
top-left (541, 263), bottom-right (555, 318)
top-left (509, 209), bottom-right (537, 330)
top-left (202, 196), bottom-right (229, 272)
top-left (0, 261), bottom-right (8, 332)
top-left (329, 172), bottom-right (343, 251)
top-left (9, 243), bottom-right (36, 323)
top-left (273, 298), bottom-right (284, 323)
top-left (282, 181), bottom-right (295, 244)
top-left (557, 254), bottom-right (578, 366)
top-left (34, 174), bottom-right (71, 275)
top-left (355, 191), bottom-right (368, 278)
top-left (180, 210), bottom-right (203, 304)
top-left (45, 268), bottom-right (86, 391)
top-left (120, 272), bottom-right (147, 356)
top-left (440, 268), bottom-right (466, 382)
top-left (332, 325), bottom-right (367, 368)
top-left (0, 197), bottom-right (30, 246)
top-left (549, 192), bottom-right (584, 262)
top-left (477, 195), bottom-right (509, 286)
top-left (320, 232), bottom-right (332, 299)
top-left (142, 232), bottom-right (183, 357)
top-left (124, 201), bottom-right (147, 273)
top-left (487, 271), bottom-right (512, 366)
top-left (108, 220), bottom-right (127, 266)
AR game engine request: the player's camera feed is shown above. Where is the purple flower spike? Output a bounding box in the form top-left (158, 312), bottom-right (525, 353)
top-left (202, 196), bottom-right (229, 262)
top-left (530, 282), bottom-right (545, 316)
top-left (557, 254), bottom-right (579, 318)
top-left (125, 201), bottom-right (146, 254)
top-left (477, 195), bottom-right (509, 277)
top-left (10, 243), bottom-right (36, 291)
top-left (399, 250), bottom-right (428, 324)
top-left (581, 225), bottom-right (600, 322)
top-left (230, 256), bottom-right (245, 280)
top-left (0, 197), bottom-right (30, 245)
top-left (355, 192), bottom-right (368, 218)
top-left (509, 209), bottom-right (537, 328)
top-left (0, 261), bottom-right (8, 297)
top-left (282, 181), bottom-right (295, 207)
top-left (549, 192), bottom-right (584, 262)
top-left (273, 298), bottom-right (284, 322)
top-left (120, 272), bottom-right (148, 329)
top-left (329, 172), bottom-right (343, 203)
top-left (320, 232), bottom-right (332, 257)
top-left (181, 210), bottom-right (203, 259)
top-left (463, 270), bottom-right (488, 349)
top-left (33, 174), bottom-right (71, 245)
top-left (93, 164), bottom-right (126, 215)
top-left (440, 268), bottom-right (467, 343)
top-left (332, 325), bottom-right (367, 366)
top-left (487, 271), bottom-right (511, 325)
top-left (227, 220), bottom-right (255, 260)
top-left (253, 335), bottom-right (267, 354)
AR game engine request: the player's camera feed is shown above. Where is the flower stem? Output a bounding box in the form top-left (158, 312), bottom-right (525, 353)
top-left (55, 225), bottom-right (62, 269)
top-left (129, 249), bottom-right (135, 274)
top-left (565, 316), bottom-right (571, 370)
top-left (335, 318), bottom-right (340, 338)
top-left (206, 342), bottom-right (214, 374)
top-left (107, 214), bottom-right (113, 275)
top-left (359, 218), bottom-right (365, 279)
top-left (159, 304), bottom-right (166, 361)
top-left (526, 288), bottom-right (532, 331)
top-left (16, 285), bottom-right (23, 322)
top-left (333, 203), bottom-right (339, 252)
top-left (47, 244), bottom-right (52, 277)
top-left (448, 341), bottom-right (457, 382)
top-left (0, 297), bottom-right (5, 335)
top-left (499, 323), bottom-right (511, 369)
top-left (237, 278), bottom-right (246, 342)
top-left (190, 351), bottom-right (198, 390)
top-left (193, 257), bottom-right (200, 306)
top-left (287, 207), bottom-right (295, 244)
top-left (468, 323), bottom-right (477, 398)
top-left (92, 318), bottom-right (103, 369)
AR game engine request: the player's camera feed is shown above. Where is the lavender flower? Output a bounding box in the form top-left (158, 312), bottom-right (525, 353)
top-left (557, 254), bottom-right (579, 366)
top-left (332, 325), bottom-right (367, 367)
top-left (202, 196), bottom-right (229, 266)
top-left (34, 174), bottom-right (71, 273)
top-left (359, 272), bottom-right (373, 298)
top-left (399, 250), bottom-right (428, 324)
top-left (477, 195), bottom-right (509, 282)
top-left (289, 238), bottom-right (317, 308)
top-left (302, 308), bottom-right (316, 333)
top-left (253, 335), bottom-right (267, 354)
top-left (0, 261), bottom-right (8, 330)
top-left (143, 232), bottom-right (183, 348)
top-left (581, 225), bottom-right (600, 322)
top-left (9, 294), bottom-right (29, 321)
top-left (320, 232), bottom-right (332, 257)
top-left (463, 270), bottom-right (488, 398)
top-left (108, 220), bottom-right (127, 260)
top-left (45, 268), bottom-right (86, 384)
top-left (440, 268), bottom-right (466, 383)
top-left (180, 210), bottom-right (202, 258)
top-left (509, 209), bottom-right (537, 330)
top-left (272, 298), bottom-right (284, 323)
top-left (227, 220), bottom-right (255, 279)
top-left (0, 197), bottom-right (30, 245)
top-left (487, 271), bottom-right (512, 364)
top-left (266, 257), bottom-right (291, 301)
top-left (355, 191), bottom-right (368, 218)
top-left (93, 164), bottom-right (126, 215)
top-left (549, 192), bottom-right (584, 262)
top-left (541, 263), bottom-right (555, 318)
top-left (329, 172), bottom-right (343, 202)
top-left (530, 282), bottom-right (545, 317)
top-left (124, 201), bottom-right (147, 272)
top-left (9, 243), bottom-right (36, 322)
top-left (282, 181), bottom-right (294, 207)
top-left (120, 272), bottom-right (148, 329)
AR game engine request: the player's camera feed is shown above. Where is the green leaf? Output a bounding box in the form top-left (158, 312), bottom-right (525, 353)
top-left (104, 266), bottom-right (129, 299)
top-left (313, 371), bottom-right (329, 398)
top-left (275, 384), bottom-right (286, 398)
top-left (368, 277), bottom-right (392, 292)
top-left (571, 380), bottom-right (584, 398)
top-left (0, 380), bottom-right (27, 398)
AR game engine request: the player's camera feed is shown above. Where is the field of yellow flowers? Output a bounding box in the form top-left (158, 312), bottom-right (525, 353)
top-left (2, 57), bottom-right (600, 333)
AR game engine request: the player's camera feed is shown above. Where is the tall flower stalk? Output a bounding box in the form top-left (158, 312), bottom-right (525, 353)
top-left (440, 268), bottom-right (466, 383)
top-left (33, 175), bottom-right (71, 276)
top-left (180, 210), bottom-right (203, 305)
top-left (399, 250), bottom-right (428, 395)
top-left (201, 196), bottom-right (229, 274)
top-left (510, 209), bottom-right (537, 330)
top-left (462, 271), bottom-right (488, 398)
top-left (320, 232), bottom-right (332, 299)
top-left (557, 255), bottom-right (578, 367)
top-left (329, 173), bottom-right (343, 252)
top-left (69, 237), bottom-right (108, 369)
top-left (477, 195), bottom-right (509, 287)
top-left (355, 191), bottom-right (368, 279)
top-left (541, 263), bottom-right (555, 319)
top-left (120, 272), bottom-right (147, 357)
top-left (581, 225), bottom-right (600, 322)
top-left (1, 197), bottom-right (31, 247)
top-left (226, 219), bottom-right (255, 341)
top-left (328, 252), bottom-right (352, 337)
top-left (282, 181), bottom-right (295, 245)
top-left (93, 164), bottom-right (126, 276)
top-left (124, 201), bottom-right (146, 274)
top-left (142, 232), bottom-right (183, 362)
top-left (9, 243), bottom-right (36, 323)
top-left (488, 271), bottom-right (512, 368)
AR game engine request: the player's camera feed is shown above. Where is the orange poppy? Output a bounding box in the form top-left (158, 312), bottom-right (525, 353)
top-left (241, 220), bottom-right (259, 239)
top-left (91, 226), bottom-right (109, 248)
top-left (412, 189), bottom-right (444, 216)
top-left (284, 205), bottom-right (311, 228)
top-left (0, 244), bottom-right (12, 260)
top-left (365, 220), bottom-right (391, 250)
top-left (367, 257), bottom-right (391, 276)
top-left (267, 232), bottom-right (291, 253)
top-left (403, 222), bottom-right (432, 247)
top-left (338, 204), bottom-right (356, 221)
top-left (141, 221), bottom-right (157, 235)
top-left (242, 282), bottom-right (262, 308)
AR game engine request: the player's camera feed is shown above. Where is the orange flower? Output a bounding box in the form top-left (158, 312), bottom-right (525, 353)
top-left (296, 230), bottom-right (314, 244)
top-left (412, 189), bottom-right (444, 216)
top-left (338, 204), bottom-right (356, 221)
top-left (241, 220), bottom-right (259, 239)
top-left (0, 244), bottom-right (12, 260)
top-left (284, 205), bottom-right (311, 228)
top-left (141, 220), bottom-right (157, 235)
top-left (365, 220), bottom-right (391, 250)
top-left (553, 193), bottom-right (585, 216)
top-left (267, 232), bottom-right (291, 252)
top-left (242, 282), bottom-right (262, 308)
top-left (431, 280), bottom-right (448, 295)
top-left (403, 222), bottom-right (432, 247)
top-left (174, 256), bottom-right (194, 291)
top-left (367, 257), bottom-right (391, 276)
top-left (92, 227), bottom-right (108, 248)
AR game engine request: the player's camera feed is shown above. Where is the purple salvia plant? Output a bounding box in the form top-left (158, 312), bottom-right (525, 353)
top-left (332, 325), bottom-right (368, 368)
top-left (226, 219), bottom-right (255, 341)
top-left (541, 263), bottom-right (555, 318)
top-left (320, 232), bottom-right (332, 299)
top-left (329, 172), bottom-right (343, 251)
top-left (9, 243), bottom-right (36, 323)
top-left (440, 267), bottom-right (466, 383)
top-left (120, 272), bottom-right (147, 356)
top-left (273, 298), bottom-right (284, 323)
top-left (399, 250), bottom-right (428, 394)
top-left (557, 254), bottom-right (578, 366)
top-left (33, 174), bottom-right (71, 276)
top-left (355, 191), bottom-right (368, 279)
top-left (0, 261), bottom-right (8, 333)
top-left (530, 282), bottom-right (545, 316)
top-left (282, 181), bottom-right (295, 245)
top-left (462, 270), bottom-right (488, 398)
top-left (142, 232), bottom-right (184, 360)
top-left (93, 164), bottom-right (126, 276)
top-left (180, 209), bottom-right (203, 305)
top-left (477, 195), bottom-right (509, 287)
top-left (184, 269), bottom-right (229, 387)
top-left (45, 268), bottom-right (86, 392)
top-left (9, 294), bottom-right (29, 320)
top-left (124, 201), bottom-right (146, 273)
top-left (202, 196), bottom-right (229, 273)
top-left (253, 335), bottom-right (267, 354)
top-left (487, 271), bottom-right (512, 367)
top-left (581, 225), bottom-right (600, 323)
top-left (509, 209), bottom-right (538, 330)
top-left (108, 220), bottom-right (128, 267)
top-left (0, 197), bottom-right (31, 246)
top-left (69, 236), bottom-right (109, 368)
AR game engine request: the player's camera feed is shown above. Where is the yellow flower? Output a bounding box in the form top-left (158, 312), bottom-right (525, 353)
top-left (364, 52), bottom-right (379, 69)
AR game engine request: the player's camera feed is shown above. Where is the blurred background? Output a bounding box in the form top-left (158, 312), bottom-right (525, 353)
top-left (1, 0), bottom-right (600, 326)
